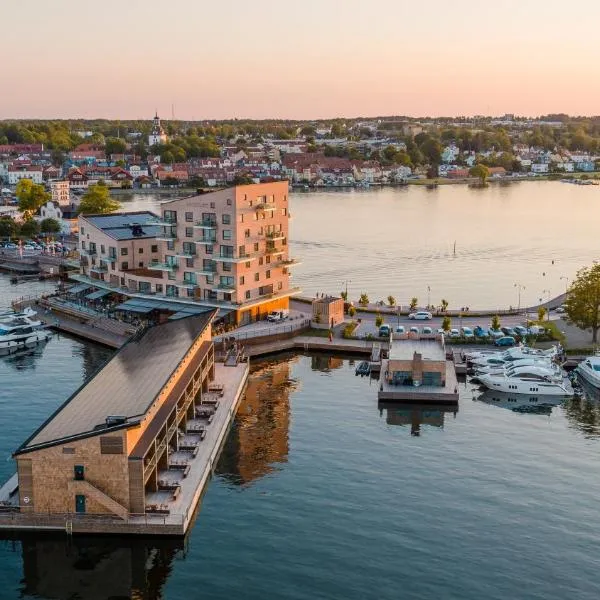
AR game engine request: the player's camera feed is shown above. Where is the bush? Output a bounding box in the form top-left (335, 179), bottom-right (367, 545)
top-left (375, 313), bottom-right (384, 328)
top-left (387, 295), bottom-right (396, 307)
top-left (359, 292), bottom-right (369, 306)
top-left (348, 306), bottom-right (356, 318)
top-left (442, 316), bottom-right (451, 332)
top-left (342, 322), bottom-right (358, 339)
top-left (491, 315), bottom-right (501, 330)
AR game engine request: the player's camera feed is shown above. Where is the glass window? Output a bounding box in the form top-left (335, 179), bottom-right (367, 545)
top-left (227, 198), bottom-right (232, 205)
top-left (100, 244), bottom-right (105, 254)
top-left (239, 245), bottom-right (246, 256)
top-left (245, 229), bottom-right (250, 238)
top-left (185, 227), bottom-right (193, 238)
top-left (120, 247), bottom-right (128, 256)
top-left (266, 270), bottom-right (271, 279)
top-left (206, 245), bottom-right (213, 254)
top-left (254, 272), bottom-right (259, 281)
top-left (167, 240), bottom-right (175, 251)
top-left (121, 261), bottom-right (128, 270)
top-left (240, 276), bottom-right (245, 285)
top-left (164, 210), bottom-right (177, 223)
top-left (222, 214), bottom-right (231, 224)
top-left (155, 284), bottom-right (163, 293)
top-left (254, 242), bottom-right (259, 252)
top-left (138, 247), bottom-right (143, 253)
top-left (259, 257), bottom-right (264, 266)
top-left (184, 272), bottom-right (197, 284)
top-left (151, 245), bottom-right (158, 253)
top-left (222, 230), bottom-right (232, 240)
top-left (223, 262), bottom-right (232, 272)
top-left (185, 211), bottom-right (193, 222)
top-left (186, 257), bottom-right (194, 268)
top-left (245, 290), bottom-right (251, 299)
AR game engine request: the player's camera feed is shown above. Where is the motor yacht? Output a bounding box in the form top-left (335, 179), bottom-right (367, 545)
top-left (0, 318), bottom-right (52, 354)
top-left (477, 368), bottom-right (572, 396)
top-left (0, 306), bottom-right (38, 323)
top-left (575, 356), bottom-right (600, 389)
top-left (473, 356), bottom-right (555, 375)
top-left (470, 346), bottom-right (559, 369)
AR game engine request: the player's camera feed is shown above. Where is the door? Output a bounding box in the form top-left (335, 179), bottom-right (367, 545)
top-left (75, 494), bottom-right (86, 513)
top-left (74, 465), bottom-right (85, 480)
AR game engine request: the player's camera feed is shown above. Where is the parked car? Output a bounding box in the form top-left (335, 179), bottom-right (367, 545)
top-left (422, 326), bottom-right (433, 334)
top-left (379, 324), bottom-right (391, 337)
top-left (408, 311), bottom-right (433, 320)
top-left (488, 328), bottom-right (504, 339)
top-left (473, 326), bottom-right (487, 338)
top-left (437, 328), bottom-right (445, 334)
top-left (495, 336), bottom-right (516, 347)
top-left (395, 325), bottom-right (405, 334)
top-left (461, 326), bottom-right (474, 339)
top-left (409, 326), bottom-right (419, 334)
top-left (528, 326), bottom-right (545, 335)
top-left (513, 325), bottom-right (528, 336)
top-left (449, 328), bottom-right (460, 338)
top-left (555, 305), bottom-right (566, 314)
top-left (501, 327), bottom-right (517, 337)
top-left (266, 310), bottom-right (289, 323)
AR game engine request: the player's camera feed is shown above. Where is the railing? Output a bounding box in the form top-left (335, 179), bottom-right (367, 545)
top-left (194, 220), bottom-right (217, 229)
top-left (214, 318), bottom-right (311, 342)
top-left (256, 202), bottom-right (276, 211)
top-left (265, 231), bottom-right (285, 240)
top-left (148, 262), bottom-right (179, 271)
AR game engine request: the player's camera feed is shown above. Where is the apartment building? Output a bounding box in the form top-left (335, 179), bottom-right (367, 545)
top-left (147, 182), bottom-right (300, 325)
top-left (78, 212), bottom-right (165, 293)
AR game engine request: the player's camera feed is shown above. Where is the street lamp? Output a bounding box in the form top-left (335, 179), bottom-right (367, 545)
top-left (514, 283), bottom-right (525, 312)
top-left (427, 286), bottom-right (431, 309)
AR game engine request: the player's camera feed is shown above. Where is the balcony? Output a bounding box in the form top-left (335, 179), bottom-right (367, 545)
top-left (256, 202), bottom-right (276, 211)
top-left (81, 248), bottom-right (97, 256)
top-left (156, 231), bottom-right (178, 241)
top-left (265, 245), bottom-right (280, 255)
top-left (195, 265), bottom-right (217, 276)
top-left (148, 262), bottom-right (179, 272)
top-left (101, 255), bottom-right (117, 263)
top-left (275, 257), bottom-right (301, 267)
top-left (214, 253), bottom-right (257, 263)
top-left (179, 281), bottom-right (198, 290)
top-left (146, 217), bottom-right (177, 227)
top-left (194, 237), bottom-right (217, 246)
top-left (90, 264), bottom-right (108, 273)
top-left (209, 283), bottom-right (235, 291)
top-left (175, 251), bottom-right (196, 259)
top-left (193, 220), bottom-right (217, 230)
top-left (265, 231), bottom-right (285, 241)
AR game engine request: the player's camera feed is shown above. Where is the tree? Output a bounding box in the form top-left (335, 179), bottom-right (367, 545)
top-left (375, 313), bottom-right (384, 328)
top-left (537, 307), bottom-right (547, 322)
top-left (440, 299), bottom-right (449, 312)
top-left (348, 305), bottom-right (356, 318)
top-left (0, 217), bottom-right (18, 239)
top-left (359, 292), bottom-right (369, 306)
top-left (491, 315), bottom-right (501, 330)
top-left (231, 174), bottom-right (254, 186)
top-left (16, 180), bottom-right (50, 219)
top-left (39, 218), bottom-right (61, 234)
top-left (162, 177), bottom-right (179, 187)
top-left (105, 137), bottom-right (127, 155)
top-left (19, 219), bottom-right (40, 237)
top-left (564, 262), bottom-right (600, 342)
top-left (387, 295), bottom-right (396, 307)
top-left (442, 316), bottom-right (451, 332)
top-left (469, 164), bottom-right (490, 185)
top-left (410, 297), bottom-right (418, 310)
top-left (340, 290), bottom-right (348, 301)
top-left (78, 184), bottom-right (120, 215)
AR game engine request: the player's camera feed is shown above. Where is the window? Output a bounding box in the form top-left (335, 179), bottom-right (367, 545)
top-left (210, 202), bottom-right (215, 209)
top-left (138, 261), bottom-right (143, 268)
top-left (75, 494), bottom-right (86, 514)
top-left (184, 272), bottom-right (197, 284)
top-left (220, 276), bottom-right (234, 287)
top-left (185, 211), bottom-right (193, 222)
top-left (219, 245), bottom-right (234, 258)
top-left (109, 246), bottom-right (117, 259)
top-left (254, 242), bottom-right (259, 252)
top-left (245, 261), bottom-right (251, 268)
top-left (185, 227), bottom-right (193, 238)
top-left (245, 290), bottom-right (251, 299)
top-left (282, 208), bottom-right (287, 216)
top-left (80, 227), bottom-right (85, 235)
top-left (155, 284), bottom-right (163, 293)
top-left (121, 247), bottom-right (128, 256)
top-left (168, 271), bottom-right (175, 280)
top-left (266, 270), bottom-right (271, 279)
top-left (164, 209), bottom-right (177, 223)
top-left (81, 241), bottom-right (86, 250)
top-left (278, 281), bottom-right (283, 290)
top-left (239, 245), bottom-right (246, 256)
top-left (259, 284), bottom-right (274, 296)
top-left (182, 242), bottom-right (195, 256)
top-left (244, 229), bottom-right (250, 238)
top-left (74, 465), bottom-right (85, 481)
top-left (167, 240), bottom-right (175, 251)
top-left (223, 262), bottom-right (232, 272)
top-left (254, 272), bottom-right (260, 281)
top-left (100, 244), bottom-right (105, 254)
top-left (222, 230), bottom-right (232, 240)
top-left (227, 198), bottom-right (232, 205)
top-left (206, 244), bottom-right (213, 254)
top-left (121, 261), bottom-right (128, 270)
top-left (151, 245), bottom-right (158, 253)
top-left (240, 276), bottom-right (245, 285)
top-left (222, 214), bottom-right (231, 224)
top-left (240, 214), bottom-right (244, 223)
top-left (266, 255), bottom-right (271, 264)
top-left (138, 247), bottom-right (143, 253)
top-left (259, 257), bottom-right (264, 266)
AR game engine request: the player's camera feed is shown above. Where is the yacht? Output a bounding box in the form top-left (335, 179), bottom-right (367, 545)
top-left (473, 356), bottom-right (555, 375)
top-left (477, 368), bottom-right (573, 396)
top-left (470, 346), bottom-right (559, 369)
top-left (471, 363), bottom-right (558, 383)
top-left (0, 306), bottom-right (38, 323)
top-left (575, 356), bottom-right (600, 389)
top-left (476, 390), bottom-right (564, 413)
top-left (0, 318), bottom-right (52, 354)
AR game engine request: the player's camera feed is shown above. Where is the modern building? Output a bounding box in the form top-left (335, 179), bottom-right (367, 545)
top-left (78, 212), bottom-right (164, 291)
top-left (1, 312), bottom-right (249, 535)
top-left (148, 113), bottom-right (168, 147)
top-left (311, 295), bottom-right (344, 329)
top-left (145, 182), bottom-right (300, 324)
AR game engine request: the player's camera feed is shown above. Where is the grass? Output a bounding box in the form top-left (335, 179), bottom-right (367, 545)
top-left (307, 328), bottom-right (332, 338)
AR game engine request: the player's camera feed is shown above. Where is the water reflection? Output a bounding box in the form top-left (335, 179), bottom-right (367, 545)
top-left (216, 358), bottom-right (298, 485)
top-left (378, 402), bottom-right (458, 436)
top-left (3, 534), bottom-right (185, 600)
top-left (475, 390), bottom-right (564, 415)
top-left (0, 341), bottom-right (50, 371)
top-left (310, 354), bottom-right (344, 372)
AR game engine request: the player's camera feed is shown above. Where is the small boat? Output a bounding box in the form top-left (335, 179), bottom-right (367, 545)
top-left (575, 355), bottom-right (600, 389)
top-left (355, 361), bottom-right (371, 376)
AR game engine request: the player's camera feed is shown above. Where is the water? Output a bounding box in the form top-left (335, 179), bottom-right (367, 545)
top-left (1, 343), bottom-right (600, 599)
top-left (116, 182), bottom-right (600, 309)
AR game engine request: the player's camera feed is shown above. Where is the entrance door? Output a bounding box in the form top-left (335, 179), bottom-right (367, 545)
top-left (75, 494), bottom-right (86, 513)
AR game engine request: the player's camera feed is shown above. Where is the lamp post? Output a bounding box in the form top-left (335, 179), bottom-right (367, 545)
top-left (514, 283), bottom-right (525, 313)
top-left (427, 286), bottom-right (431, 309)
top-left (560, 276), bottom-right (569, 297)
top-left (542, 289), bottom-right (551, 320)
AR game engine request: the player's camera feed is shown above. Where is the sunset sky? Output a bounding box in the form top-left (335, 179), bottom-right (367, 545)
top-left (3, 0), bottom-right (599, 120)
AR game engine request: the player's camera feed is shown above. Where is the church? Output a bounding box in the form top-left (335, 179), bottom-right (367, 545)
top-left (148, 113), bottom-right (168, 146)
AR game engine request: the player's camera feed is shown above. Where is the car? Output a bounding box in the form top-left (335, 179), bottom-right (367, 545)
top-left (513, 325), bottom-right (528, 336)
top-left (395, 325), bottom-right (405, 334)
top-left (3, 243), bottom-right (17, 249)
top-left (555, 306), bottom-right (566, 314)
top-left (495, 336), bottom-right (516, 347)
top-left (449, 328), bottom-right (460, 338)
top-left (378, 324), bottom-right (391, 337)
top-left (266, 310), bottom-right (289, 323)
top-left (437, 328), bottom-right (445, 334)
top-left (528, 326), bottom-right (545, 335)
top-left (461, 326), bottom-right (474, 339)
top-left (473, 326), bottom-right (487, 338)
top-left (408, 311), bottom-right (433, 320)
top-left (501, 327), bottom-right (517, 337)
top-left (422, 326), bottom-right (433, 334)
top-left (409, 326), bottom-right (419, 334)
top-left (488, 328), bottom-right (504, 339)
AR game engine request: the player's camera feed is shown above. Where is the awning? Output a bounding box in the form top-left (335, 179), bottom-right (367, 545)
top-left (115, 297), bottom-right (232, 318)
top-left (67, 283), bottom-right (92, 295)
top-left (114, 301), bottom-right (156, 314)
top-left (86, 289), bottom-right (113, 301)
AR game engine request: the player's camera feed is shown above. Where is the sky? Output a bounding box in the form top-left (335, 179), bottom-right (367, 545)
top-left (2, 0), bottom-right (600, 120)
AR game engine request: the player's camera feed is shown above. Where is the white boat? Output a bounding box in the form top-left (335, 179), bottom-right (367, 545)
top-left (575, 356), bottom-right (600, 389)
top-left (0, 306), bottom-right (38, 322)
top-left (0, 319), bottom-right (53, 354)
top-left (476, 390), bottom-right (565, 413)
top-left (478, 369), bottom-right (573, 396)
top-left (474, 356), bottom-right (555, 375)
top-left (470, 346), bottom-right (559, 369)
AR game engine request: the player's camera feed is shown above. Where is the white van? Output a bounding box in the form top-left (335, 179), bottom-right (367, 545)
top-left (266, 310), bottom-right (289, 323)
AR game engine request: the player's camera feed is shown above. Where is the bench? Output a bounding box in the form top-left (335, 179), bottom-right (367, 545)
top-left (172, 487), bottom-right (181, 501)
top-left (192, 446), bottom-right (199, 458)
top-left (183, 464), bottom-right (191, 478)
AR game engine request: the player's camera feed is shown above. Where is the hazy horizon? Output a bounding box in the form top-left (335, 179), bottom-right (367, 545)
top-left (3, 0), bottom-right (599, 120)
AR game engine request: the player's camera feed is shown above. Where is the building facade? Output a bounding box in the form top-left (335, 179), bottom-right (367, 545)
top-left (50, 180), bottom-right (70, 206)
top-left (8, 165), bottom-right (43, 185)
top-left (148, 113), bottom-right (168, 147)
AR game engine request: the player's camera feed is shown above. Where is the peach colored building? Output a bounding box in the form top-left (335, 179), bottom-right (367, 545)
top-left (146, 182), bottom-right (300, 324)
top-left (311, 295), bottom-right (344, 329)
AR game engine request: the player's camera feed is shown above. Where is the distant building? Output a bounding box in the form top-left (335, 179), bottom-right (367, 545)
top-left (39, 201), bottom-right (63, 221)
top-left (312, 296), bottom-right (344, 329)
top-left (148, 113), bottom-right (168, 147)
top-left (50, 181), bottom-right (70, 206)
top-left (7, 165), bottom-right (43, 185)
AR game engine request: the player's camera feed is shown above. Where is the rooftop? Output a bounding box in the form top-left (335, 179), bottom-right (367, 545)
top-left (389, 339), bottom-right (446, 362)
top-left (16, 312), bottom-right (216, 454)
top-left (82, 211), bottom-right (162, 240)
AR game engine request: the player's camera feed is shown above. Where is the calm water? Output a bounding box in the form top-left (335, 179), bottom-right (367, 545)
top-left (117, 182), bottom-right (600, 309)
top-left (1, 325), bottom-right (600, 599)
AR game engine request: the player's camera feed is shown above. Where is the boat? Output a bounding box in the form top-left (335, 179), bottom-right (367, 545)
top-left (0, 318), bottom-right (53, 355)
top-left (476, 390), bottom-right (564, 413)
top-left (0, 306), bottom-right (38, 323)
top-left (471, 362), bottom-right (558, 383)
top-left (575, 355), bottom-right (600, 389)
top-left (473, 356), bottom-right (555, 375)
top-left (469, 345), bottom-right (560, 369)
top-left (477, 368), bottom-right (573, 396)
top-left (355, 361), bottom-right (371, 376)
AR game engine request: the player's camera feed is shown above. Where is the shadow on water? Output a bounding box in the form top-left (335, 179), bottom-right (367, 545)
top-left (377, 402), bottom-right (458, 436)
top-left (0, 533), bottom-right (185, 600)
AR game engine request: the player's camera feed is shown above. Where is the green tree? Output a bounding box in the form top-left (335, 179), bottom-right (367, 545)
top-left (491, 315), bottom-right (501, 330)
top-left (340, 290), bottom-right (348, 301)
top-left (563, 263), bottom-right (600, 342)
top-left (16, 180), bottom-right (51, 219)
top-left (105, 137), bottom-right (127, 155)
top-left (19, 219), bottom-right (40, 237)
top-left (442, 316), bottom-right (451, 332)
top-left (39, 218), bottom-right (61, 234)
top-left (348, 305), bottom-right (356, 318)
top-left (359, 292), bottom-right (369, 306)
top-left (78, 184), bottom-right (120, 215)
top-left (0, 217), bottom-right (18, 239)
top-left (537, 306), bottom-right (547, 322)
top-left (387, 295), bottom-right (396, 307)
top-left (410, 297), bottom-right (418, 310)
top-left (469, 164), bottom-right (490, 185)
top-left (440, 299), bottom-right (449, 312)
top-left (375, 313), bottom-right (384, 328)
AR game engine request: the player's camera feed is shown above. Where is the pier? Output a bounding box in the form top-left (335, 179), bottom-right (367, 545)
top-left (0, 311), bottom-right (249, 536)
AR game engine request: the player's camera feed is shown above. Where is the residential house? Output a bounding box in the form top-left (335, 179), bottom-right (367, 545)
top-left (7, 165), bottom-right (43, 185)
